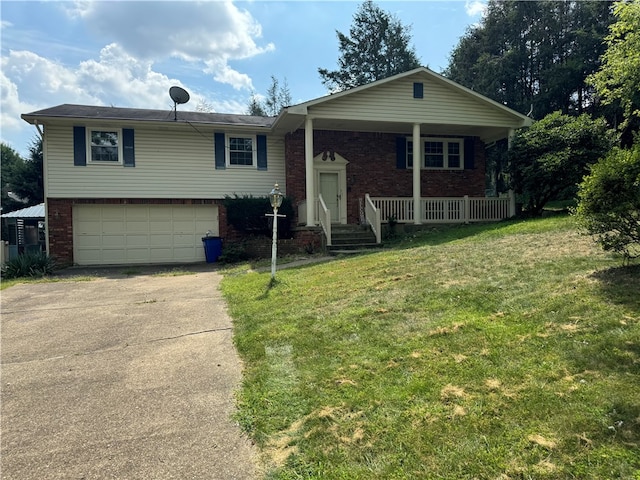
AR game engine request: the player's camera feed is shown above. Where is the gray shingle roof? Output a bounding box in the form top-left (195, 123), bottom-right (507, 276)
top-left (22, 104), bottom-right (275, 128)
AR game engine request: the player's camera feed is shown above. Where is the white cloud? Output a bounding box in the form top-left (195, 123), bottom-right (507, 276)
top-left (465, 0), bottom-right (487, 17)
top-left (66, 0), bottom-right (274, 90)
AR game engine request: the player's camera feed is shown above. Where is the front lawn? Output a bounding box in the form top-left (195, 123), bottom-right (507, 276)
top-left (221, 216), bottom-right (640, 479)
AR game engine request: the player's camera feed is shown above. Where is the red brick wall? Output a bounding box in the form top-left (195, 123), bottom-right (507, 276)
top-left (285, 129), bottom-right (486, 224)
top-left (46, 198), bottom-right (223, 266)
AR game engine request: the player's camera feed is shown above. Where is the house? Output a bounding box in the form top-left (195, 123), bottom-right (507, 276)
top-left (21, 67), bottom-right (532, 266)
top-left (1, 202), bottom-right (46, 263)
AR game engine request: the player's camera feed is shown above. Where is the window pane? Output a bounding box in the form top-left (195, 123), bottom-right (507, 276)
top-left (91, 131), bottom-right (119, 162)
top-left (229, 137), bottom-right (254, 165)
top-left (448, 142), bottom-right (461, 168)
top-left (424, 141), bottom-right (443, 168)
top-left (407, 141), bottom-right (413, 168)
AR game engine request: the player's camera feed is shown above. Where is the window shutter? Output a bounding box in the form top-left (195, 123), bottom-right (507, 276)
top-left (256, 135), bottom-right (267, 170)
top-left (122, 128), bottom-right (135, 167)
top-left (73, 126), bottom-right (86, 166)
top-left (396, 137), bottom-right (407, 169)
top-left (464, 137), bottom-right (475, 169)
top-left (214, 132), bottom-right (225, 169)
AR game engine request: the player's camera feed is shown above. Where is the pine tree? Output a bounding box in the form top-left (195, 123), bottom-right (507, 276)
top-left (318, 0), bottom-right (421, 92)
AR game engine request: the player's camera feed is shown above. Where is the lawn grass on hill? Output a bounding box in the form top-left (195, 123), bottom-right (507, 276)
top-left (221, 216), bottom-right (640, 479)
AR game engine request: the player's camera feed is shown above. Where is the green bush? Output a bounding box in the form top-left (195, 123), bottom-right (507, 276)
top-left (218, 242), bottom-right (250, 264)
top-left (2, 251), bottom-right (57, 279)
top-left (574, 140), bottom-right (640, 261)
top-left (223, 194), bottom-right (294, 238)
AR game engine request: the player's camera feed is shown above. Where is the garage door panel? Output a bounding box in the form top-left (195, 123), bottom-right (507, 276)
top-left (74, 204), bottom-right (218, 265)
top-left (149, 234), bottom-right (172, 247)
top-left (103, 235), bottom-right (126, 247)
top-left (126, 234), bottom-right (150, 246)
top-left (103, 221), bottom-right (126, 234)
top-left (75, 234), bottom-right (102, 247)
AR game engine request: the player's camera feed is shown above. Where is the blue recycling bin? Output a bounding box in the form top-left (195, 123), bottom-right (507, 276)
top-left (202, 236), bottom-right (222, 263)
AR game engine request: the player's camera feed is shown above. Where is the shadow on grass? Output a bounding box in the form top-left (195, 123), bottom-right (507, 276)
top-left (385, 217), bottom-right (527, 249)
top-left (591, 264), bottom-right (640, 312)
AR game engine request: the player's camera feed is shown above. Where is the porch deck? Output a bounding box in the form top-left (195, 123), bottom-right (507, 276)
top-left (299, 194), bottom-right (516, 247)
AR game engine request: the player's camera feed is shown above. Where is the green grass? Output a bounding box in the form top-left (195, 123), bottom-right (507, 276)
top-left (0, 275), bottom-right (95, 290)
top-left (221, 216), bottom-right (640, 479)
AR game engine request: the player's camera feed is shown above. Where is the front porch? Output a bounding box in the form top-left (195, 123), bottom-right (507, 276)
top-left (299, 193), bottom-right (516, 246)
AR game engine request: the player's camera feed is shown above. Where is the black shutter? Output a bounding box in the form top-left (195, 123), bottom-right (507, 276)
top-left (214, 132), bottom-right (225, 169)
top-left (464, 137), bottom-right (475, 169)
top-left (256, 135), bottom-right (267, 170)
top-left (396, 137), bottom-right (407, 169)
top-left (122, 128), bottom-right (135, 167)
top-left (73, 126), bottom-right (86, 166)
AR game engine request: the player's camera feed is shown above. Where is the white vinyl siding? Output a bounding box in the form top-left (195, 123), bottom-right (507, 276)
top-left (73, 204), bottom-right (218, 265)
top-left (309, 75), bottom-right (520, 127)
top-left (45, 124), bottom-right (284, 198)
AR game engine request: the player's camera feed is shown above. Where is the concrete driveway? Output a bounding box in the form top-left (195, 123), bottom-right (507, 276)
top-left (1, 267), bottom-right (258, 479)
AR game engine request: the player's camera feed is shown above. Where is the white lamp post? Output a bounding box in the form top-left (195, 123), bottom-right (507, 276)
top-left (268, 183), bottom-right (284, 280)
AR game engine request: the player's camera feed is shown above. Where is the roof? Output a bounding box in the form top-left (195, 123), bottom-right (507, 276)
top-left (1, 203), bottom-right (45, 218)
top-left (22, 104), bottom-right (275, 128)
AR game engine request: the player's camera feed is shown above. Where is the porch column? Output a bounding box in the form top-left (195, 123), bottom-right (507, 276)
top-left (305, 117), bottom-right (315, 226)
top-left (507, 128), bottom-right (516, 148)
top-left (412, 123), bottom-right (422, 224)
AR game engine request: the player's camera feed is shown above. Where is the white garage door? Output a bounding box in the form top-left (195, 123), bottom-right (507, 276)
top-left (73, 204), bottom-right (219, 265)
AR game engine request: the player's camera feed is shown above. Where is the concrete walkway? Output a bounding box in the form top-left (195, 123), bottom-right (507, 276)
top-left (1, 269), bottom-right (258, 479)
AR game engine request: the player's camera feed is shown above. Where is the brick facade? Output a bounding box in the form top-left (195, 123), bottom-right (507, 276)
top-left (285, 129), bottom-right (486, 224)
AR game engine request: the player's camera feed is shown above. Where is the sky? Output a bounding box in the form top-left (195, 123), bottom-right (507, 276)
top-left (1, 0), bottom-right (487, 157)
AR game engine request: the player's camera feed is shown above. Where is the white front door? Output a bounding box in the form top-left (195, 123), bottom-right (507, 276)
top-left (319, 172), bottom-right (340, 223)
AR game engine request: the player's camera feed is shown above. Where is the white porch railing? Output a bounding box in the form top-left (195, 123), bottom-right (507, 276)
top-left (317, 194), bottom-right (332, 246)
top-left (364, 194), bottom-right (382, 244)
top-left (372, 193), bottom-right (515, 224)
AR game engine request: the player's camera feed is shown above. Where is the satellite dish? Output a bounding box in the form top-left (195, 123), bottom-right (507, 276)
top-left (169, 86), bottom-right (190, 121)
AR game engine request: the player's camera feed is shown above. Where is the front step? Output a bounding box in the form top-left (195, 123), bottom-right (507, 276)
top-left (327, 224), bottom-right (381, 254)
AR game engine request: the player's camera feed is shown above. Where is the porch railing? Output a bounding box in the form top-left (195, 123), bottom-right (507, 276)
top-left (372, 194), bottom-right (515, 224)
top-left (317, 194), bottom-right (332, 246)
top-left (364, 194), bottom-right (382, 244)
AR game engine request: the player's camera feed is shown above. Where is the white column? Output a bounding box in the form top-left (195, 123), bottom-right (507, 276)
top-left (413, 123), bottom-right (422, 225)
top-left (305, 117), bottom-right (315, 226)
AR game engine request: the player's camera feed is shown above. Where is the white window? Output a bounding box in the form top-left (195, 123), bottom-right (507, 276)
top-left (407, 138), bottom-right (464, 170)
top-left (88, 128), bottom-right (122, 164)
top-left (227, 135), bottom-right (257, 167)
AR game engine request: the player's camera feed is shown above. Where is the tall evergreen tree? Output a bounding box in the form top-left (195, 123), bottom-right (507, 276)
top-left (318, 0), bottom-right (421, 92)
top-left (445, 0), bottom-right (614, 119)
top-left (246, 76), bottom-right (292, 116)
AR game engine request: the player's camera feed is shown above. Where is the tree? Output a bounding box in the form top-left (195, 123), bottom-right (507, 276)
top-left (318, 0), bottom-right (420, 92)
top-left (588, 0), bottom-right (640, 146)
top-left (246, 76), bottom-right (292, 116)
top-left (1, 143), bottom-right (25, 213)
top-left (246, 93), bottom-right (267, 116)
top-left (508, 111), bottom-right (614, 215)
top-left (445, 0), bottom-right (614, 119)
top-left (574, 140), bottom-right (640, 261)
top-left (1, 138), bottom-right (44, 213)
top-left (14, 138), bottom-right (44, 206)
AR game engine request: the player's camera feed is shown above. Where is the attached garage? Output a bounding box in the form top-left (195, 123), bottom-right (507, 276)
top-left (73, 204), bottom-right (219, 265)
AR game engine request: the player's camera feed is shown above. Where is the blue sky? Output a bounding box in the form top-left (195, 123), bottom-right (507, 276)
top-left (1, 0), bottom-right (486, 157)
